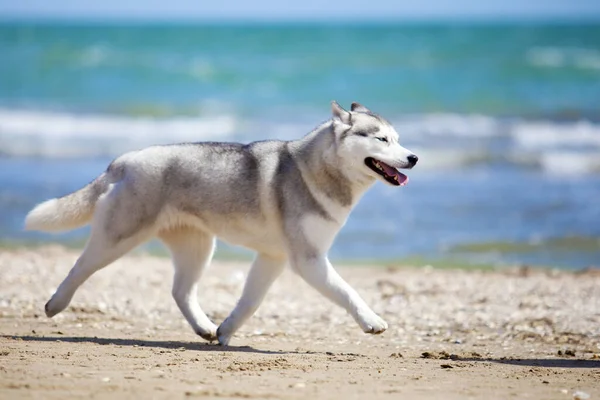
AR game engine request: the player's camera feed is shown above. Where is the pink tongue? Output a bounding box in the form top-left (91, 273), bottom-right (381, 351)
top-left (380, 162), bottom-right (409, 185)
top-left (396, 172), bottom-right (409, 185)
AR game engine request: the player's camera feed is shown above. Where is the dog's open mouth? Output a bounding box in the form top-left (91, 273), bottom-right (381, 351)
top-left (364, 157), bottom-right (408, 186)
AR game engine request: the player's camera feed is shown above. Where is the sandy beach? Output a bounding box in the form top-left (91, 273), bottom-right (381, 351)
top-left (0, 246), bottom-right (599, 399)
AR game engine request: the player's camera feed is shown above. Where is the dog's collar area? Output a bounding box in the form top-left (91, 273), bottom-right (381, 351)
top-left (364, 157), bottom-right (408, 186)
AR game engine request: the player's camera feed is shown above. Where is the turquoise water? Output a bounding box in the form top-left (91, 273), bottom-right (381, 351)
top-left (1, 22), bottom-right (600, 268)
top-left (2, 22), bottom-right (600, 116)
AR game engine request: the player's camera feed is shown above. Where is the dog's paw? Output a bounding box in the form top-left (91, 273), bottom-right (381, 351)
top-left (216, 328), bottom-right (231, 347)
top-left (358, 313), bottom-right (388, 335)
top-left (216, 321), bottom-right (233, 346)
top-left (195, 325), bottom-right (218, 342)
top-left (44, 294), bottom-right (68, 318)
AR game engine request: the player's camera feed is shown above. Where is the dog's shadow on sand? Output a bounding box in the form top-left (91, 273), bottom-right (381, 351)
top-left (458, 357), bottom-right (600, 369)
top-left (4, 335), bottom-right (600, 368)
top-left (2, 335), bottom-right (288, 354)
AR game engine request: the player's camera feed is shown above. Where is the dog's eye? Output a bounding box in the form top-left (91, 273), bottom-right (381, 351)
top-left (375, 137), bottom-right (388, 143)
top-left (355, 132), bottom-right (368, 137)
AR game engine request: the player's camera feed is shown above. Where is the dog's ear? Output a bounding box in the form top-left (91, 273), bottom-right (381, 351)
top-left (351, 102), bottom-right (370, 113)
top-left (331, 101), bottom-right (351, 126)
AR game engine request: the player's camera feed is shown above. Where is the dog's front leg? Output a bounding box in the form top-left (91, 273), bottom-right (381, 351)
top-left (217, 254), bottom-right (286, 346)
top-left (291, 253), bottom-right (388, 334)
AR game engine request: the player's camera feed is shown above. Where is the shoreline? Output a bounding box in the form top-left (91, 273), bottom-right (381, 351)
top-left (2, 241), bottom-right (599, 271)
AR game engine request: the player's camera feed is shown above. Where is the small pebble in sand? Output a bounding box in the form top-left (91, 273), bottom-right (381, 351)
top-left (573, 391), bottom-right (590, 400)
top-left (558, 349), bottom-right (576, 357)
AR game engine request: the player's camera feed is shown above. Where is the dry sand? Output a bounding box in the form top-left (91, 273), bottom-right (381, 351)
top-left (1, 246), bottom-right (599, 399)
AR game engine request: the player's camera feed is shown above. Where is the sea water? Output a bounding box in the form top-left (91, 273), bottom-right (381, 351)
top-left (1, 21), bottom-right (599, 268)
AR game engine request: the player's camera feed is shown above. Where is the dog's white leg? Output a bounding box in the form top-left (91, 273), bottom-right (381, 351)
top-left (45, 182), bottom-right (157, 318)
top-left (160, 228), bottom-right (218, 341)
top-left (291, 254), bottom-right (387, 334)
top-left (44, 223), bottom-right (151, 318)
top-left (217, 254), bottom-right (286, 346)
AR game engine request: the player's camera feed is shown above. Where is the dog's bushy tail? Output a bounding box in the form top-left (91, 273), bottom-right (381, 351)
top-left (25, 175), bottom-right (107, 232)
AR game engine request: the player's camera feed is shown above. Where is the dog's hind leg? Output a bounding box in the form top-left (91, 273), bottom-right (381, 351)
top-left (217, 254), bottom-right (286, 346)
top-left (45, 182), bottom-right (156, 318)
top-left (159, 228), bottom-right (218, 341)
top-left (44, 218), bottom-right (152, 318)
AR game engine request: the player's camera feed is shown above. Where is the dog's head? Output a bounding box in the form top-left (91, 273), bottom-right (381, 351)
top-left (331, 101), bottom-right (418, 187)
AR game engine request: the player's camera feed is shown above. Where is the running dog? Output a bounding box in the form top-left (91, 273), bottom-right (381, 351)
top-left (25, 101), bottom-right (418, 345)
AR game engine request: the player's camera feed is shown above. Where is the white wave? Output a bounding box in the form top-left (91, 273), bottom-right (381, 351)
top-left (526, 47), bottom-right (600, 70)
top-left (0, 109), bottom-right (237, 158)
top-left (2, 108), bottom-right (599, 176)
top-left (511, 120), bottom-right (600, 149)
top-left (526, 47), bottom-right (565, 68)
top-left (573, 50), bottom-right (600, 70)
top-left (406, 148), bottom-right (492, 171)
top-left (409, 116), bottom-right (600, 175)
top-left (416, 148), bottom-right (600, 176)
top-left (539, 151), bottom-right (600, 176)
top-left (393, 114), bottom-right (501, 139)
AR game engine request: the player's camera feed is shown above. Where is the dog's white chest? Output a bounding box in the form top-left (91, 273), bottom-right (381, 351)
top-left (209, 217), bottom-right (286, 256)
top-left (299, 214), bottom-right (342, 254)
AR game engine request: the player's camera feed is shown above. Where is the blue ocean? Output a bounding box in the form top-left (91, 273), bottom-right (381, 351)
top-left (1, 21), bottom-right (599, 268)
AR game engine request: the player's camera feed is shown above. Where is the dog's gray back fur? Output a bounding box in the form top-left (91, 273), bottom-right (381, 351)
top-left (100, 120), bottom-right (359, 253)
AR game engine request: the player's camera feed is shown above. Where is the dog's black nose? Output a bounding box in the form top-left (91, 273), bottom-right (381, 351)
top-left (407, 154), bottom-right (419, 167)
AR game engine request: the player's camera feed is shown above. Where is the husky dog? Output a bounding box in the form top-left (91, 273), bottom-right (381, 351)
top-left (25, 101), bottom-right (418, 346)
